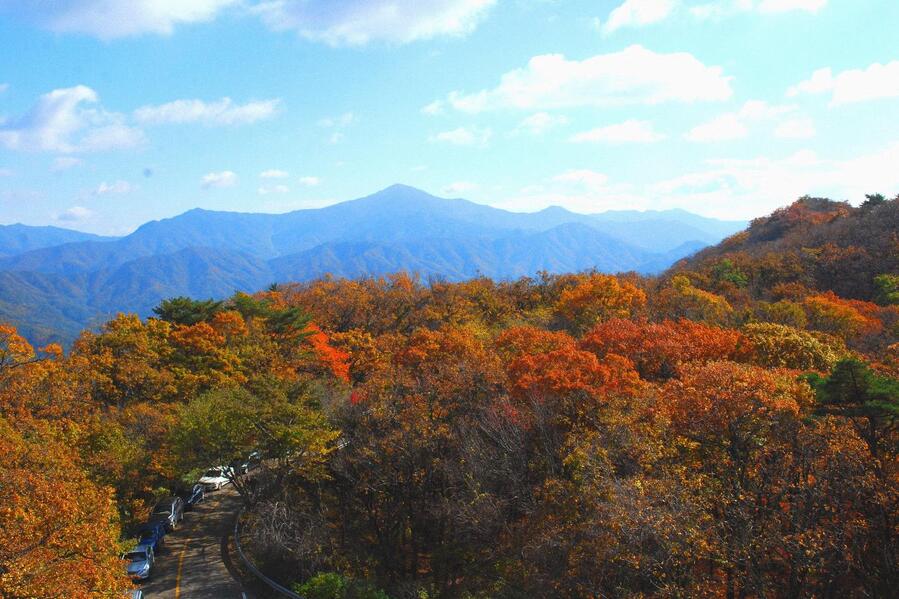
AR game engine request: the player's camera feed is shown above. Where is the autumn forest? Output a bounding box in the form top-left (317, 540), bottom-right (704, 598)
top-left (1, 195), bottom-right (898, 598)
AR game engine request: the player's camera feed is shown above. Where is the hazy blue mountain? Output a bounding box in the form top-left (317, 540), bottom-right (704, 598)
top-left (0, 185), bottom-right (745, 275)
top-left (270, 223), bottom-right (662, 282)
top-left (0, 184), bottom-right (747, 345)
top-left (0, 223), bottom-right (114, 258)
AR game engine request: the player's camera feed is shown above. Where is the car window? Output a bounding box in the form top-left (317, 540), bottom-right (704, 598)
top-left (204, 469), bottom-right (222, 477)
top-left (125, 551), bottom-right (145, 561)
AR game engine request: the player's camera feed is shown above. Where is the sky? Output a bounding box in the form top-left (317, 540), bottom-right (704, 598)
top-left (0, 0), bottom-right (898, 235)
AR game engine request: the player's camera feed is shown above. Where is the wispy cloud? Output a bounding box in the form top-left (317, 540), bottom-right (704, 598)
top-left (570, 119), bottom-right (666, 143)
top-left (260, 169), bottom-right (289, 179)
top-left (201, 170), bottom-right (238, 189)
top-left (134, 97), bottom-right (282, 126)
top-left (57, 205), bottom-right (92, 222)
top-left (318, 111), bottom-right (355, 144)
top-left (514, 112), bottom-right (569, 135)
top-left (429, 126), bottom-right (492, 146)
top-left (93, 180), bottom-right (133, 195)
top-left (318, 112), bottom-right (355, 128)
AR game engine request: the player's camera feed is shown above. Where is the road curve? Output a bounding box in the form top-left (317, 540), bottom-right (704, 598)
top-left (140, 486), bottom-right (251, 599)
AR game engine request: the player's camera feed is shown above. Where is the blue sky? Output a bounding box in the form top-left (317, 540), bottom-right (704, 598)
top-left (0, 0), bottom-right (897, 234)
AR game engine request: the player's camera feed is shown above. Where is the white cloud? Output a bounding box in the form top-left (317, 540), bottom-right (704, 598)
top-left (429, 126), bottom-right (492, 146)
top-left (0, 167), bottom-right (12, 177)
top-left (57, 205), bottom-right (92, 222)
top-left (252, 0), bottom-right (496, 46)
top-left (94, 180), bottom-right (133, 195)
top-left (569, 119), bottom-right (665, 143)
top-left (442, 45), bottom-right (732, 112)
top-left (603, 0), bottom-right (677, 34)
top-left (260, 169), bottom-right (289, 179)
top-left (0, 85), bottom-right (143, 153)
top-left (443, 181), bottom-right (478, 195)
top-left (134, 97), bottom-right (281, 125)
top-left (258, 184), bottom-right (290, 195)
top-left (787, 62), bottom-right (899, 105)
top-left (686, 100), bottom-right (797, 142)
top-left (774, 117), bottom-right (816, 139)
top-left (201, 170), bottom-right (238, 189)
top-left (51, 156), bottom-right (84, 171)
top-left (328, 132), bottom-right (344, 145)
top-left (514, 112), bottom-right (569, 135)
top-left (0, 83), bottom-right (8, 94)
top-left (1, 0), bottom-right (238, 39)
top-left (299, 176), bottom-right (321, 186)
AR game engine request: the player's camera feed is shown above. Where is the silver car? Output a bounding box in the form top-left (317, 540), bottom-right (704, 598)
top-left (123, 545), bottom-right (154, 580)
top-left (149, 496), bottom-right (185, 530)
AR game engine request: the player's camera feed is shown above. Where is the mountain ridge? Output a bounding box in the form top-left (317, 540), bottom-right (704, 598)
top-left (0, 184), bottom-right (746, 345)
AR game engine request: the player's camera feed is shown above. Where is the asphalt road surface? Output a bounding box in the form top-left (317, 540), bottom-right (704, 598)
top-left (140, 485), bottom-right (252, 599)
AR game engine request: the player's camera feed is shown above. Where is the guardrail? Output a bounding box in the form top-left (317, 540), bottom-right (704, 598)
top-left (233, 507), bottom-right (304, 599)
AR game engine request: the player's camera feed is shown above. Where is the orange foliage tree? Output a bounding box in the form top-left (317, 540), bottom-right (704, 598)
top-left (555, 273), bottom-right (646, 334)
top-left (579, 318), bottom-right (748, 381)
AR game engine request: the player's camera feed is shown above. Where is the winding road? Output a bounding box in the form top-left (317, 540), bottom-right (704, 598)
top-left (139, 486), bottom-right (253, 599)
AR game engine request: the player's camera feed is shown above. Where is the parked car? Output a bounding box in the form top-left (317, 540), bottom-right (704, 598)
top-left (176, 483), bottom-right (206, 510)
top-left (135, 520), bottom-right (167, 554)
top-left (149, 496), bottom-right (184, 530)
top-left (123, 545), bottom-right (154, 581)
top-left (199, 466), bottom-right (231, 491)
top-left (126, 590), bottom-right (144, 599)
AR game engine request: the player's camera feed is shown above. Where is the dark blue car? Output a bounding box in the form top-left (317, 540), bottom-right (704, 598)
top-left (135, 520), bottom-right (167, 554)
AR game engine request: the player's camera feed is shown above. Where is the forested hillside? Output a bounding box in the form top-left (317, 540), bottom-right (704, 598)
top-left (673, 194), bottom-right (899, 302)
top-left (1, 196), bottom-right (896, 598)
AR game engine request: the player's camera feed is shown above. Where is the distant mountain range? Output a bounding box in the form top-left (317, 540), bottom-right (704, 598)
top-left (0, 184), bottom-right (746, 344)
